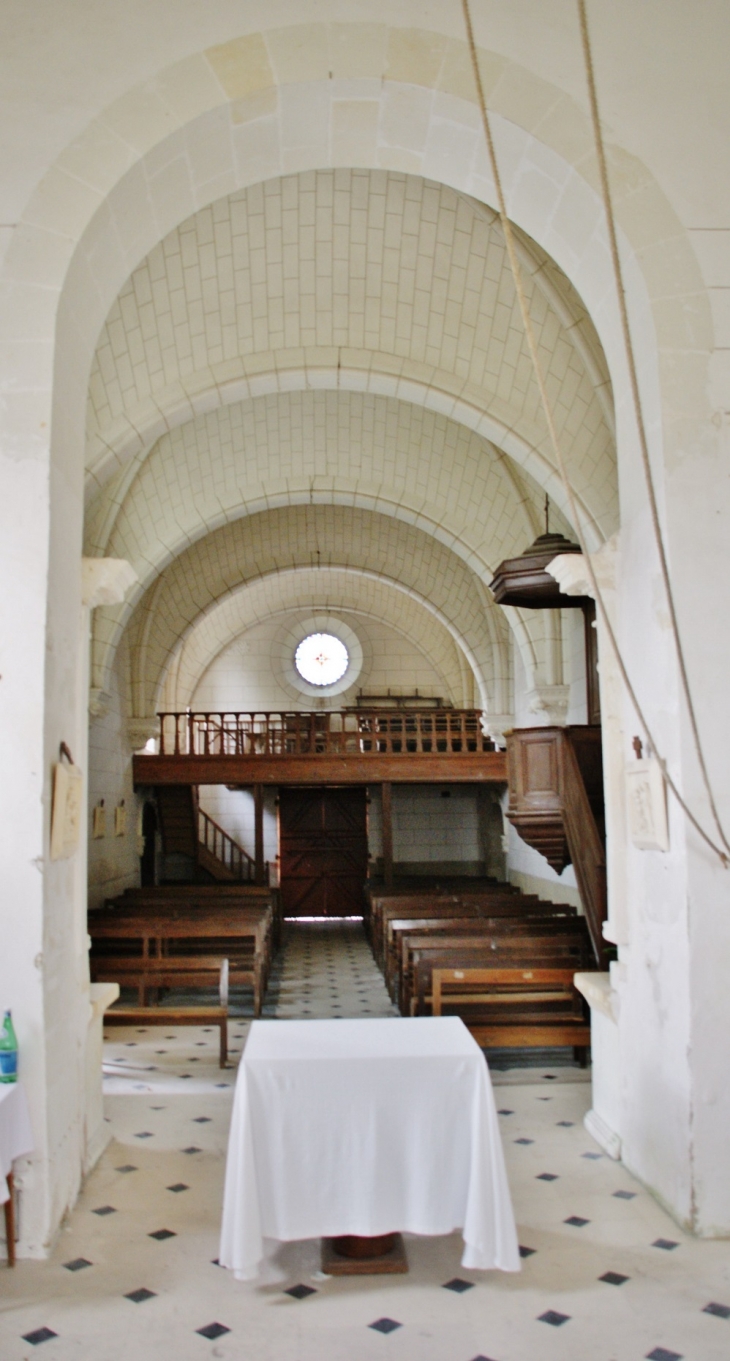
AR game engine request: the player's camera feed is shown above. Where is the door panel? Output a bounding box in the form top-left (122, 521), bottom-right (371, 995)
top-left (279, 787), bottom-right (368, 917)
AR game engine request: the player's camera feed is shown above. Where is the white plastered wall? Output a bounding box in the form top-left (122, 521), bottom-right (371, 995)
top-left (183, 606), bottom-right (460, 714)
top-left (87, 636), bottom-right (143, 910)
top-left (160, 568), bottom-right (467, 714)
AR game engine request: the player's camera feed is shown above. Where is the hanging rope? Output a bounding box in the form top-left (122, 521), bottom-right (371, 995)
top-left (461, 0), bottom-right (729, 867)
top-left (576, 0), bottom-right (729, 857)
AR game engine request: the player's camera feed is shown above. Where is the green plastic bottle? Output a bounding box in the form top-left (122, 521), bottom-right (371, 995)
top-left (0, 1010), bottom-right (18, 1083)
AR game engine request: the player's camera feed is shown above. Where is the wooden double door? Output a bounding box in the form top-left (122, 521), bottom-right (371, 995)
top-left (279, 786), bottom-right (368, 917)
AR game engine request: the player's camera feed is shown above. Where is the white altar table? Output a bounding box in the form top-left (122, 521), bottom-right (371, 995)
top-left (219, 1017), bottom-right (520, 1280)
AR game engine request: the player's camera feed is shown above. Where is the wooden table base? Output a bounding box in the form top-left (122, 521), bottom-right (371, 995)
top-left (4, 1172), bottom-right (15, 1267)
top-left (322, 1232), bottom-right (408, 1275)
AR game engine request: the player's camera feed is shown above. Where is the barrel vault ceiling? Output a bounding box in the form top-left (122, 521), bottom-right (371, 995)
top-left (83, 168), bottom-right (617, 728)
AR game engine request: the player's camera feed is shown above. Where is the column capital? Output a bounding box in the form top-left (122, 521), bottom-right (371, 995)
top-left (81, 557), bottom-right (137, 608)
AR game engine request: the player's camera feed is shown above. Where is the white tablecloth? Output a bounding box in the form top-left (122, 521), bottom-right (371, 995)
top-left (220, 1017), bottom-right (520, 1279)
top-left (0, 1083), bottom-right (33, 1204)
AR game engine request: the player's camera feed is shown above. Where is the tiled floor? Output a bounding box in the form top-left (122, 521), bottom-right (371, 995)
top-left (2, 922), bottom-right (729, 1360)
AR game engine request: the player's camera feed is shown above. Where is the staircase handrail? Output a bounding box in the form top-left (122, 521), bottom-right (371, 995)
top-left (561, 733), bottom-right (607, 967)
top-left (197, 806), bottom-right (259, 882)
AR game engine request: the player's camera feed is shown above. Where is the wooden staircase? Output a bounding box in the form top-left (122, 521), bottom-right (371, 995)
top-left (155, 785), bottom-right (260, 883)
top-left (505, 726), bottom-right (607, 965)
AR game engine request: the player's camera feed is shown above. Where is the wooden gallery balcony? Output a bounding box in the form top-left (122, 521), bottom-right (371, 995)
top-left (133, 710), bottom-right (507, 787)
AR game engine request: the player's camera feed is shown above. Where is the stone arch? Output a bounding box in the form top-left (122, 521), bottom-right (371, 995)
top-left (119, 505), bottom-right (513, 722)
top-left (86, 388), bottom-right (576, 700)
top-left (158, 566), bottom-right (471, 714)
top-left (4, 29), bottom-right (704, 821)
top-left (2, 14), bottom-right (722, 1258)
top-left (83, 169), bottom-right (616, 547)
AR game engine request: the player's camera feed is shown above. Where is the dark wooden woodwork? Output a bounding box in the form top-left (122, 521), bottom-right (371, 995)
top-left (156, 784), bottom-right (197, 857)
top-left (431, 966), bottom-right (590, 1060)
top-left (4, 1171), bottom-right (15, 1267)
top-left (140, 800), bottom-right (157, 886)
top-left (254, 783), bottom-right (265, 885)
top-left (322, 1233), bottom-right (408, 1275)
top-left (155, 784), bottom-right (261, 881)
top-left (331, 1233), bottom-right (397, 1259)
top-left (381, 782), bottom-right (393, 890)
top-left (363, 877), bottom-right (596, 1058)
top-left (197, 805), bottom-right (257, 881)
top-left (116, 883), bottom-right (282, 945)
top-left (368, 883), bottom-right (523, 963)
top-left (385, 909), bottom-right (577, 997)
top-left (134, 750), bottom-right (507, 787)
top-left (279, 787), bottom-right (369, 917)
top-left (584, 602), bottom-right (601, 725)
top-left (156, 708), bottom-right (496, 759)
top-left (89, 902), bottom-right (274, 1014)
top-left (505, 726), bottom-right (606, 965)
top-left (408, 932), bottom-right (592, 1018)
top-left (489, 531), bottom-right (589, 608)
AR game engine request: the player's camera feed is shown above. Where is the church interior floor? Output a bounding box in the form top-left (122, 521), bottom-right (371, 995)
top-left (3, 923), bottom-right (729, 1360)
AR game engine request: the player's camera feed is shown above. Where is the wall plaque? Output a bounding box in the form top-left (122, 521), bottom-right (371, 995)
top-left (626, 758), bottom-right (669, 851)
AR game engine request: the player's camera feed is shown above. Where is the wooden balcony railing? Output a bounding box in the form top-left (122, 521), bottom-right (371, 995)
top-left (158, 710), bottom-right (496, 759)
top-left (197, 807), bottom-right (260, 882)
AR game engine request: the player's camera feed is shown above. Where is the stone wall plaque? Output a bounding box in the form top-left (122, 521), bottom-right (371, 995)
top-left (626, 758), bottom-right (669, 851)
top-left (50, 761), bottom-right (83, 860)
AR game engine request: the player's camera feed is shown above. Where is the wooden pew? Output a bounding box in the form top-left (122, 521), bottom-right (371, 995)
top-left (103, 957), bottom-right (229, 1066)
top-left (431, 965), bottom-right (591, 1063)
top-left (383, 902), bottom-right (575, 993)
top-left (115, 884), bottom-right (282, 945)
top-left (89, 906), bottom-right (270, 1016)
top-left (404, 927), bottom-right (592, 1017)
top-left (96, 903), bottom-right (273, 983)
top-left (386, 910), bottom-right (578, 1000)
top-left (100, 898), bottom-right (275, 987)
top-left (371, 889), bottom-right (553, 967)
top-left (364, 876), bottom-right (506, 929)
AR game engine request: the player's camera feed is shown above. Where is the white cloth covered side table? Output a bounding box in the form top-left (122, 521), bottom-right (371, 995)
top-left (219, 1017), bottom-right (520, 1280)
top-left (1, 1082), bottom-right (33, 1266)
top-left (0, 1083), bottom-right (33, 1206)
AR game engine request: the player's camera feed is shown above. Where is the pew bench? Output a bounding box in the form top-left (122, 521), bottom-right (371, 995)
top-left (371, 889), bottom-right (572, 967)
top-left (385, 909), bottom-right (578, 998)
top-left (370, 888), bottom-right (530, 964)
top-left (431, 965), bottom-right (591, 1063)
top-left (103, 958), bottom-right (230, 1066)
top-left (118, 885), bottom-right (283, 947)
top-left (89, 907), bottom-right (269, 1015)
top-left (102, 898), bottom-right (275, 984)
top-left (406, 932), bottom-right (592, 1017)
top-left (91, 948), bottom-right (262, 1016)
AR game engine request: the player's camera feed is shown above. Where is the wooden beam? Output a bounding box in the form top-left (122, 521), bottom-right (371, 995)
top-left (381, 781), bottom-right (393, 890)
top-left (254, 783), bottom-right (265, 886)
top-left (133, 751), bottom-right (507, 787)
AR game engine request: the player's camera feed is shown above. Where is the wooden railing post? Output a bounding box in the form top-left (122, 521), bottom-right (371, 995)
top-left (381, 781), bottom-right (394, 890)
top-left (254, 783), bottom-right (265, 886)
top-left (148, 709), bottom-right (504, 786)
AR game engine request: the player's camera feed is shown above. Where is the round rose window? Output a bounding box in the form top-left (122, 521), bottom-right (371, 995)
top-left (294, 632), bottom-right (349, 687)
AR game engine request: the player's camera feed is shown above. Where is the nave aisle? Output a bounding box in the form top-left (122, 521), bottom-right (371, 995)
top-left (1, 924), bottom-right (727, 1360)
